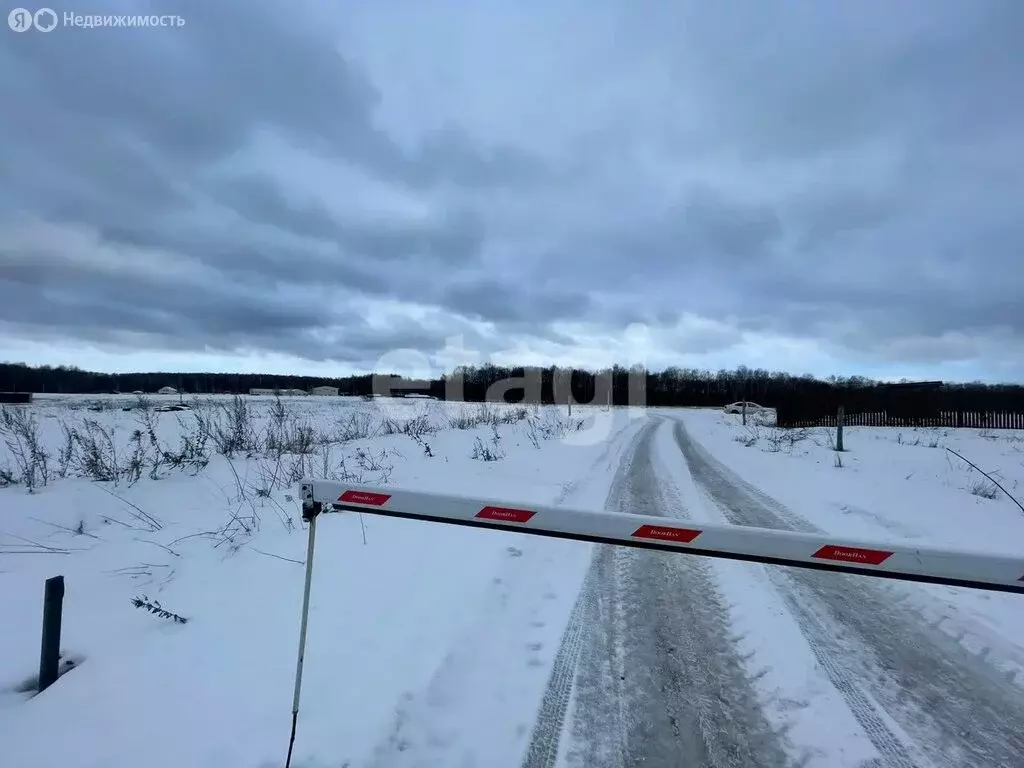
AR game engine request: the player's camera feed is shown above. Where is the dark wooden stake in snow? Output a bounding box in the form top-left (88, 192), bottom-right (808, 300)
top-left (38, 575), bottom-right (64, 693)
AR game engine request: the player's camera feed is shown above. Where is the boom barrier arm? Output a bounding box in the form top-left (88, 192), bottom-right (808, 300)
top-left (301, 480), bottom-right (1024, 595)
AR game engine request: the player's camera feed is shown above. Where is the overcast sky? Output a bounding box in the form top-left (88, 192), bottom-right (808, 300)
top-left (2, 0), bottom-right (1022, 382)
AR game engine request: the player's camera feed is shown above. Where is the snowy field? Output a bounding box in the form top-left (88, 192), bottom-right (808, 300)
top-left (1, 395), bottom-right (1023, 767)
top-left (0, 394), bottom-right (645, 767)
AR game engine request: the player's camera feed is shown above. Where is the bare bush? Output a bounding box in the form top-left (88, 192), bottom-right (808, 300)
top-left (772, 427), bottom-right (811, 453)
top-left (160, 416), bottom-right (211, 475)
top-left (946, 446), bottom-right (1022, 514)
top-left (477, 404), bottom-right (500, 426)
top-left (525, 418), bottom-right (541, 449)
top-left (0, 406), bottom-right (50, 490)
top-left (271, 420), bottom-right (318, 456)
top-left (449, 411), bottom-right (483, 430)
top-left (523, 411), bottom-right (586, 447)
top-left (210, 396), bottom-right (261, 457)
top-left (122, 430), bottom-right (148, 485)
top-left (332, 455), bottom-right (365, 484)
top-left (257, 398), bottom-right (319, 457)
top-left (354, 447), bottom-right (395, 479)
top-left (403, 412), bottom-right (436, 439)
top-left (281, 453), bottom-right (312, 485)
top-left (382, 412), bottom-right (435, 441)
top-left (734, 426), bottom-right (759, 448)
top-left (471, 436), bottom-right (504, 461)
top-left (64, 419), bottom-right (121, 482)
top-left (318, 447), bottom-right (395, 486)
top-left (46, 409), bottom-right (211, 486)
top-left (334, 411), bottom-right (378, 442)
top-left (448, 403), bottom-right (509, 430)
top-left (319, 443), bottom-right (334, 481)
top-left (970, 479), bottom-right (999, 500)
top-left (500, 407), bottom-right (529, 424)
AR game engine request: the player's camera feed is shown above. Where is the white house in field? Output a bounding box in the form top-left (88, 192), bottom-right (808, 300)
top-left (310, 386), bottom-right (339, 396)
top-left (157, 386), bottom-right (178, 395)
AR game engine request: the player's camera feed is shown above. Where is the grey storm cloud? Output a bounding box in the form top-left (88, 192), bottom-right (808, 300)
top-left (1, 0), bottom-right (1023, 375)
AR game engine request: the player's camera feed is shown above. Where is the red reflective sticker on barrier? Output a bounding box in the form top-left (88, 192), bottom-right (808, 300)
top-left (476, 506), bottom-right (536, 523)
top-left (813, 545), bottom-right (893, 566)
top-left (632, 524), bottom-right (702, 543)
top-left (338, 490), bottom-right (392, 506)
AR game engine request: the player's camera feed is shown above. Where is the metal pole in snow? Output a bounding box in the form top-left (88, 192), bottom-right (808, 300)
top-left (38, 575), bottom-right (65, 693)
top-left (285, 508), bottom-right (319, 768)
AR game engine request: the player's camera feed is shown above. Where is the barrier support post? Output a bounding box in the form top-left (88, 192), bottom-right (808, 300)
top-left (286, 490), bottom-right (322, 768)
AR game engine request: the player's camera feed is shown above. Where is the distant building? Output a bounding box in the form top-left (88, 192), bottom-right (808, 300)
top-left (310, 386), bottom-right (339, 396)
top-left (157, 386), bottom-right (178, 395)
top-left (249, 388), bottom-right (277, 396)
top-left (248, 387), bottom-right (308, 396)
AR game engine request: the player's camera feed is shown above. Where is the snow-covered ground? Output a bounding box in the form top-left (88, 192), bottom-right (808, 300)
top-left (0, 395), bottom-right (645, 767)
top-left (676, 408), bottom-right (1024, 673)
top-left (2, 396), bottom-right (1022, 767)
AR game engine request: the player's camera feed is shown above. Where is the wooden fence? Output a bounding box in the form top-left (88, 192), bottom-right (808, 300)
top-left (778, 409), bottom-right (1024, 430)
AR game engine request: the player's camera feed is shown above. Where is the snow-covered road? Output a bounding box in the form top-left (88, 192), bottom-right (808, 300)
top-left (531, 415), bottom-right (1024, 767)
top-left (554, 419), bottom-right (788, 767)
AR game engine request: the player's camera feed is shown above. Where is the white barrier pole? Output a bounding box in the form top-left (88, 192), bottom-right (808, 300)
top-left (285, 497), bottom-right (321, 768)
top-left (303, 480), bottom-right (1024, 595)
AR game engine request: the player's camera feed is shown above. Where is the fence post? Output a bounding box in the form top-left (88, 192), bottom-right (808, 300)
top-left (38, 575), bottom-right (64, 693)
top-left (836, 406), bottom-right (845, 452)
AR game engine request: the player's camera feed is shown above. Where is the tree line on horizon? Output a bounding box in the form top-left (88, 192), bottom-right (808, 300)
top-left (3, 361), bottom-right (1023, 416)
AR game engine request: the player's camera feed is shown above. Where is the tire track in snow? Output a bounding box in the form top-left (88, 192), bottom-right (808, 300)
top-left (520, 571), bottom-right (592, 768)
top-left (673, 418), bottom-right (1024, 768)
top-left (521, 417), bottom-right (652, 768)
top-left (550, 419), bottom-right (790, 768)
